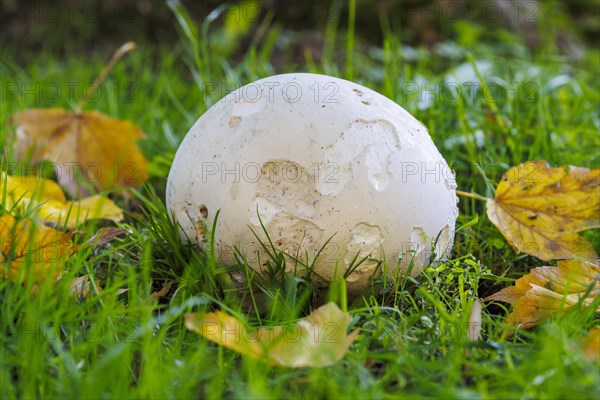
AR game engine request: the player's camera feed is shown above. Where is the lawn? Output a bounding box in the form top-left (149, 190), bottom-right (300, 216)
top-left (1, 1), bottom-right (599, 398)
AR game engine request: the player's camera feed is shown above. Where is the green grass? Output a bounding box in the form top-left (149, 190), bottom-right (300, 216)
top-left (1, 1), bottom-right (599, 398)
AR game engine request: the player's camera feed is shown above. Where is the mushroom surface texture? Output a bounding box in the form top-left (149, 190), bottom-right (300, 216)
top-left (166, 73), bottom-right (458, 294)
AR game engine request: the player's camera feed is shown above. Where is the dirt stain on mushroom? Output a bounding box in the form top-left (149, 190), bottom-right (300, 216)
top-left (256, 159), bottom-right (321, 219)
top-left (179, 203), bottom-right (209, 247)
top-left (228, 116), bottom-right (242, 128)
top-left (230, 182), bottom-right (240, 200)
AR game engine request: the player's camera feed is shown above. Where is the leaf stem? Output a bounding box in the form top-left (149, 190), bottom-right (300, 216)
top-left (76, 41), bottom-right (136, 112)
top-left (456, 190), bottom-right (489, 201)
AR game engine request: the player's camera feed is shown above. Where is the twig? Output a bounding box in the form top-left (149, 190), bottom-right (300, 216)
top-left (456, 190), bottom-right (489, 201)
top-left (76, 42), bottom-right (136, 112)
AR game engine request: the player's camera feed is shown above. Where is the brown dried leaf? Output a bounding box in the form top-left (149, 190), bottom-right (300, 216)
top-left (150, 281), bottom-right (174, 301)
top-left (84, 227), bottom-right (129, 247)
top-left (70, 275), bottom-right (101, 300)
top-left (14, 108), bottom-right (148, 196)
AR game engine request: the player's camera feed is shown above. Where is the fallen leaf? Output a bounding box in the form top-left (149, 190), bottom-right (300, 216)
top-left (14, 108), bottom-right (148, 196)
top-left (70, 275), bottom-right (101, 300)
top-left (486, 161), bottom-right (599, 261)
top-left (484, 260), bottom-right (600, 330)
top-left (1, 214), bottom-right (128, 283)
top-left (467, 299), bottom-right (483, 341)
top-left (185, 302), bottom-right (358, 368)
top-left (0, 215), bottom-right (73, 281)
top-left (84, 227), bottom-right (129, 247)
top-left (150, 281), bottom-right (174, 301)
top-left (578, 328), bottom-right (600, 363)
top-left (2, 172), bottom-right (123, 229)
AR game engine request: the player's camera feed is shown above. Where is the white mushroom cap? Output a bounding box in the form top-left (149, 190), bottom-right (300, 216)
top-left (167, 73), bottom-right (458, 293)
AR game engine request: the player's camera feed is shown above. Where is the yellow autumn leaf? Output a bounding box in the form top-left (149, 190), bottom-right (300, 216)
top-left (13, 108), bottom-right (148, 196)
top-left (2, 172), bottom-right (123, 229)
top-left (1, 213), bottom-right (128, 283)
top-left (185, 302), bottom-right (358, 368)
top-left (486, 161), bottom-right (599, 261)
top-left (484, 260), bottom-right (600, 330)
top-left (0, 214), bottom-right (73, 281)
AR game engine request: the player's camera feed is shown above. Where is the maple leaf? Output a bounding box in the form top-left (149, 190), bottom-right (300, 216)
top-left (0, 214), bottom-right (73, 281)
top-left (484, 260), bottom-right (600, 330)
top-left (185, 302), bottom-right (358, 368)
top-left (14, 108), bottom-right (148, 196)
top-left (2, 172), bottom-right (123, 229)
top-left (10, 42), bottom-right (146, 197)
top-left (486, 161), bottom-right (600, 261)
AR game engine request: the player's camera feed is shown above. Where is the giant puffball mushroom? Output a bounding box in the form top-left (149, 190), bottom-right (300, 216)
top-left (166, 73), bottom-right (458, 294)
